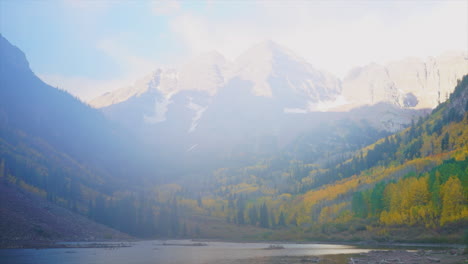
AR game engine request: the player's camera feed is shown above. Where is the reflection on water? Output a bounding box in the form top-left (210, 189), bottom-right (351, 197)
top-left (0, 240), bottom-right (370, 264)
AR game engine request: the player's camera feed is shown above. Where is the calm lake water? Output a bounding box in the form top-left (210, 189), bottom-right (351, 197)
top-left (0, 240), bottom-right (370, 264)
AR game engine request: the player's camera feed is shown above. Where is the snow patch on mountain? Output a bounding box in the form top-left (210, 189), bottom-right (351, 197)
top-left (283, 107), bottom-right (308, 114)
top-left (310, 95), bottom-right (349, 112)
top-left (187, 98), bottom-right (208, 133)
top-left (156, 69), bottom-right (179, 96)
top-left (186, 144), bottom-right (198, 152)
top-left (144, 92), bottom-right (174, 124)
top-left (284, 96), bottom-right (349, 113)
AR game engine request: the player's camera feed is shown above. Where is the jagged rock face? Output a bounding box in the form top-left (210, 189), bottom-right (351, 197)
top-left (91, 44), bottom-right (465, 118)
top-left (343, 52), bottom-right (468, 109)
top-left (342, 63), bottom-right (400, 106)
top-left (447, 75), bottom-right (468, 118)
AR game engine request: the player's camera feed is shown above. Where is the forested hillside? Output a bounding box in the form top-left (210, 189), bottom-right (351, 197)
top-left (163, 75), bottom-right (468, 242)
top-left (0, 35), bottom-right (163, 238)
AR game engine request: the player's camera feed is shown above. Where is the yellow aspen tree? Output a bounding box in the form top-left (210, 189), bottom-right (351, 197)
top-left (440, 176), bottom-right (467, 225)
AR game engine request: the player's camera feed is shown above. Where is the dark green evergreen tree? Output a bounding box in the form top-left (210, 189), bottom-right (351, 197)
top-left (248, 206), bottom-right (258, 226)
top-left (236, 195), bottom-right (246, 225)
top-left (441, 132), bottom-right (450, 151)
top-left (278, 211), bottom-right (286, 227)
top-left (259, 202), bottom-right (269, 228)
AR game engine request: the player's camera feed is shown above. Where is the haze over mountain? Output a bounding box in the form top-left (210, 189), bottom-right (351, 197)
top-left (87, 41), bottom-right (466, 167)
top-left (91, 42), bottom-right (466, 117)
top-left (91, 41), bottom-right (342, 111)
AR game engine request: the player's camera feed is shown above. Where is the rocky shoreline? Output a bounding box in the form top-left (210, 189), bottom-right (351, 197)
top-left (345, 249), bottom-right (466, 264)
top-left (211, 249), bottom-right (467, 264)
top-left (0, 240), bottom-right (135, 249)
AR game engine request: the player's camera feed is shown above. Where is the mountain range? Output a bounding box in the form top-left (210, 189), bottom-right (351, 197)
top-left (88, 41), bottom-right (466, 168)
top-left (91, 41), bottom-right (466, 112)
top-left (91, 41), bottom-right (342, 110)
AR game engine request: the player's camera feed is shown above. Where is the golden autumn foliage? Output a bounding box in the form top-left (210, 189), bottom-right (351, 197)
top-left (318, 202), bottom-right (349, 224)
top-left (380, 176), bottom-right (433, 226)
top-left (379, 173), bottom-right (467, 227)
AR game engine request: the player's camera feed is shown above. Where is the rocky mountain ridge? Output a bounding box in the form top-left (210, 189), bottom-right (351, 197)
top-left (90, 41), bottom-right (342, 111)
top-left (342, 51), bottom-right (467, 109)
top-left (90, 42), bottom-right (466, 114)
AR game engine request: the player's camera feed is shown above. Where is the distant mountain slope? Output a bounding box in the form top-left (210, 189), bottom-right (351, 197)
top-left (0, 180), bottom-right (131, 248)
top-left (92, 41), bottom-right (343, 138)
top-left (342, 52), bottom-right (467, 109)
top-left (0, 34), bottom-right (156, 182)
top-left (0, 35), bottom-right (160, 240)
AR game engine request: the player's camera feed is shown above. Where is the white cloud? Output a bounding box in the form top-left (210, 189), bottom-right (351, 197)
top-left (169, 12), bottom-right (262, 61)
top-left (151, 0), bottom-right (181, 15)
top-left (96, 38), bottom-right (157, 75)
top-left (62, 0), bottom-right (113, 27)
top-left (168, 1), bottom-right (467, 78)
top-left (63, 0), bottom-right (112, 10)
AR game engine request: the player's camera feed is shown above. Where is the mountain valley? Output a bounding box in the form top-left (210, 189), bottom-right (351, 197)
top-left (0, 34), bottom-right (467, 246)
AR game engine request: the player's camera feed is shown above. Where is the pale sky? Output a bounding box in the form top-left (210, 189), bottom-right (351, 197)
top-left (1, 0), bottom-right (467, 101)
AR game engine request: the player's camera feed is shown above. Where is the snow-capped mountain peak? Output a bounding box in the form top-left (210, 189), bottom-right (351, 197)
top-left (91, 41), bottom-right (342, 114)
top-left (227, 40), bottom-right (341, 107)
top-left (90, 51), bottom-right (228, 108)
top-left (227, 41), bottom-right (277, 97)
